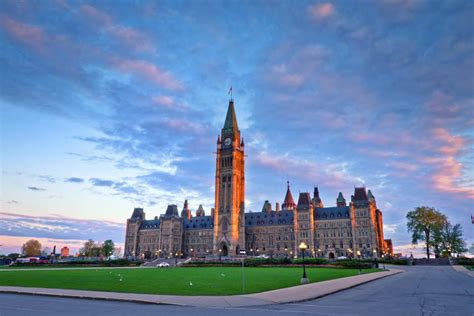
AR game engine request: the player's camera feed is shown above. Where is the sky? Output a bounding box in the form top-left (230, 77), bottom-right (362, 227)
top-left (0, 0), bottom-right (473, 256)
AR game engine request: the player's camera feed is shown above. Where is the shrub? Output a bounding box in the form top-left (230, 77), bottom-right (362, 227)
top-left (292, 258), bottom-right (328, 265)
top-left (332, 260), bottom-right (373, 269)
top-left (454, 257), bottom-right (474, 266)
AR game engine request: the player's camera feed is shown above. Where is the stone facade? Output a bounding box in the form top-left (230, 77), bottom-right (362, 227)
top-left (124, 98), bottom-right (389, 260)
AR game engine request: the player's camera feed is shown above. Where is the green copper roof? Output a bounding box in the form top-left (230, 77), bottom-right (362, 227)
top-left (368, 190), bottom-right (375, 201)
top-left (337, 192), bottom-right (345, 201)
top-left (223, 99), bottom-right (239, 132)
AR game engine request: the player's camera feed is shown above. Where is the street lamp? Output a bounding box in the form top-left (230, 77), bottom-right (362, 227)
top-left (175, 252), bottom-right (178, 265)
top-left (356, 250), bottom-right (361, 274)
top-left (318, 248), bottom-right (321, 257)
top-left (373, 249), bottom-right (378, 268)
top-left (381, 254), bottom-right (386, 271)
top-left (219, 248), bottom-right (222, 261)
top-left (347, 248), bottom-right (352, 259)
top-left (299, 242), bottom-right (309, 284)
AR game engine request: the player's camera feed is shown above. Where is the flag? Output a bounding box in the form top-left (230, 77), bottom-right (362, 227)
top-left (228, 86), bottom-right (232, 94)
top-left (471, 214), bottom-right (474, 224)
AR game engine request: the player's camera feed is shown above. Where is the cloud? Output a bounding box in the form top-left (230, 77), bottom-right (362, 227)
top-left (111, 58), bottom-right (184, 91)
top-left (0, 212), bottom-right (123, 242)
top-left (89, 178), bottom-right (114, 187)
top-left (0, 16), bottom-right (46, 51)
top-left (27, 186), bottom-right (46, 191)
top-left (65, 177), bottom-right (84, 183)
top-left (308, 3), bottom-right (335, 20)
top-left (80, 4), bottom-right (152, 52)
top-left (253, 151), bottom-right (364, 189)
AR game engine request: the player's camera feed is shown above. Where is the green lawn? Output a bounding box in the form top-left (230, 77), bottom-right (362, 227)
top-left (0, 267), bottom-right (379, 295)
top-left (464, 265), bottom-right (474, 271)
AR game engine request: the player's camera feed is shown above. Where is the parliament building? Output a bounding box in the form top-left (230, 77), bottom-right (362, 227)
top-left (124, 99), bottom-right (392, 260)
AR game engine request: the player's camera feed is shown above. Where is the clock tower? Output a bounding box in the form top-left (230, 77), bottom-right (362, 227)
top-left (213, 98), bottom-right (245, 256)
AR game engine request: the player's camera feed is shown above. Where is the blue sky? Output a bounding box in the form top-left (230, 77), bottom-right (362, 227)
top-left (1, 0), bottom-right (473, 255)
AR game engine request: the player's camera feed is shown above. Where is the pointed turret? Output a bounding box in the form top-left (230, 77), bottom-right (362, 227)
top-left (241, 138), bottom-right (244, 147)
top-left (336, 192), bottom-right (346, 207)
top-left (282, 181), bottom-right (296, 210)
top-left (181, 200), bottom-right (191, 220)
top-left (262, 200), bottom-right (272, 213)
top-left (223, 99), bottom-right (239, 133)
top-left (368, 190), bottom-right (375, 202)
top-left (217, 135), bottom-right (221, 144)
top-left (196, 204), bottom-right (205, 217)
top-left (313, 187), bottom-right (323, 208)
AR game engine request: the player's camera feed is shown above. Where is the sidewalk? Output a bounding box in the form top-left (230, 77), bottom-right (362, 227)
top-left (452, 265), bottom-right (474, 278)
top-left (0, 269), bottom-right (402, 307)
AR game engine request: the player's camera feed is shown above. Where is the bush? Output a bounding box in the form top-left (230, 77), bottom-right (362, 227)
top-left (332, 260), bottom-right (373, 269)
top-left (292, 258), bottom-right (328, 265)
top-left (454, 257), bottom-right (474, 266)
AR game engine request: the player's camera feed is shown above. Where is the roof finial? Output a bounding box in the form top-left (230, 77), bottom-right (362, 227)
top-left (228, 86), bottom-right (233, 101)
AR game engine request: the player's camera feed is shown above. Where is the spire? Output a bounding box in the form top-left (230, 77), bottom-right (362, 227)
top-left (368, 190), bottom-right (375, 202)
top-left (337, 192), bottom-right (346, 207)
top-left (196, 204), bottom-right (205, 217)
top-left (313, 186), bottom-right (323, 208)
top-left (282, 181), bottom-right (296, 210)
top-left (217, 135), bottom-right (221, 144)
top-left (223, 99), bottom-right (239, 132)
top-left (181, 200), bottom-right (191, 220)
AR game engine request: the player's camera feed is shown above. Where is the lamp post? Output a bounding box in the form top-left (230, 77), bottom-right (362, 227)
top-left (299, 242), bottom-right (309, 284)
top-left (190, 248), bottom-right (194, 259)
top-left (318, 248), bottom-right (322, 257)
top-left (373, 249), bottom-right (378, 268)
top-left (356, 250), bottom-right (361, 274)
top-left (284, 247), bottom-right (288, 259)
top-left (219, 248), bottom-right (222, 261)
top-left (381, 254), bottom-right (386, 271)
top-left (347, 248), bottom-right (352, 259)
top-left (175, 252), bottom-right (178, 265)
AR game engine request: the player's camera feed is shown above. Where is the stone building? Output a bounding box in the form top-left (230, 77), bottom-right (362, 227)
top-left (124, 98), bottom-right (389, 259)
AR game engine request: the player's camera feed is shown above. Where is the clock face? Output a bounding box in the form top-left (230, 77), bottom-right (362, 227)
top-left (224, 138), bottom-right (232, 146)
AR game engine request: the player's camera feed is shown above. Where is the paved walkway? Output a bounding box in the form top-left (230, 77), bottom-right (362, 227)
top-left (452, 264), bottom-right (474, 277)
top-left (0, 269), bottom-right (401, 307)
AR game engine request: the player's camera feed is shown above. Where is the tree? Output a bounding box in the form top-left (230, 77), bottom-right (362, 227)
top-left (406, 206), bottom-right (447, 259)
top-left (102, 240), bottom-right (115, 258)
top-left (442, 223), bottom-right (466, 256)
top-left (8, 253), bottom-right (20, 260)
top-left (80, 239), bottom-right (96, 257)
top-left (21, 239), bottom-right (42, 257)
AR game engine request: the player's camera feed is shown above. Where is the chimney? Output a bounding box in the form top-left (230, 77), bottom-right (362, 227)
top-left (275, 202), bottom-right (281, 212)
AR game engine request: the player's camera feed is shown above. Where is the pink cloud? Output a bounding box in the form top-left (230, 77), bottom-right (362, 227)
top-left (253, 152), bottom-right (363, 189)
top-left (152, 95), bottom-right (175, 107)
top-left (112, 58), bottom-right (184, 91)
top-left (80, 4), bottom-right (152, 52)
top-left (391, 161), bottom-right (418, 172)
top-left (417, 128), bottom-right (473, 198)
top-left (164, 119), bottom-right (205, 133)
top-left (1, 17), bottom-right (46, 51)
top-left (107, 25), bottom-right (152, 52)
top-left (80, 4), bottom-right (113, 26)
top-left (308, 3), bottom-right (335, 20)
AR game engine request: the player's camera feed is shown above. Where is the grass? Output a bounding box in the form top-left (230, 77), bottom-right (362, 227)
top-left (464, 265), bottom-right (474, 271)
top-left (0, 267), bottom-right (380, 295)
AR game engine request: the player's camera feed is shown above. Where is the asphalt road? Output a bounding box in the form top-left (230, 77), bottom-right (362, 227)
top-left (0, 266), bottom-right (472, 316)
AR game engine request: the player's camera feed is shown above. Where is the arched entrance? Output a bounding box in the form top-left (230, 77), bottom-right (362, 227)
top-left (328, 252), bottom-right (335, 259)
top-left (221, 244), bottom-right (228, 257)
top-left (236, 244), bottom-right (240, 256)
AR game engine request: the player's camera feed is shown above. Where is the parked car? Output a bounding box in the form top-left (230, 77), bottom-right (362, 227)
top-left (157, 262), bottom-right (170, 268)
